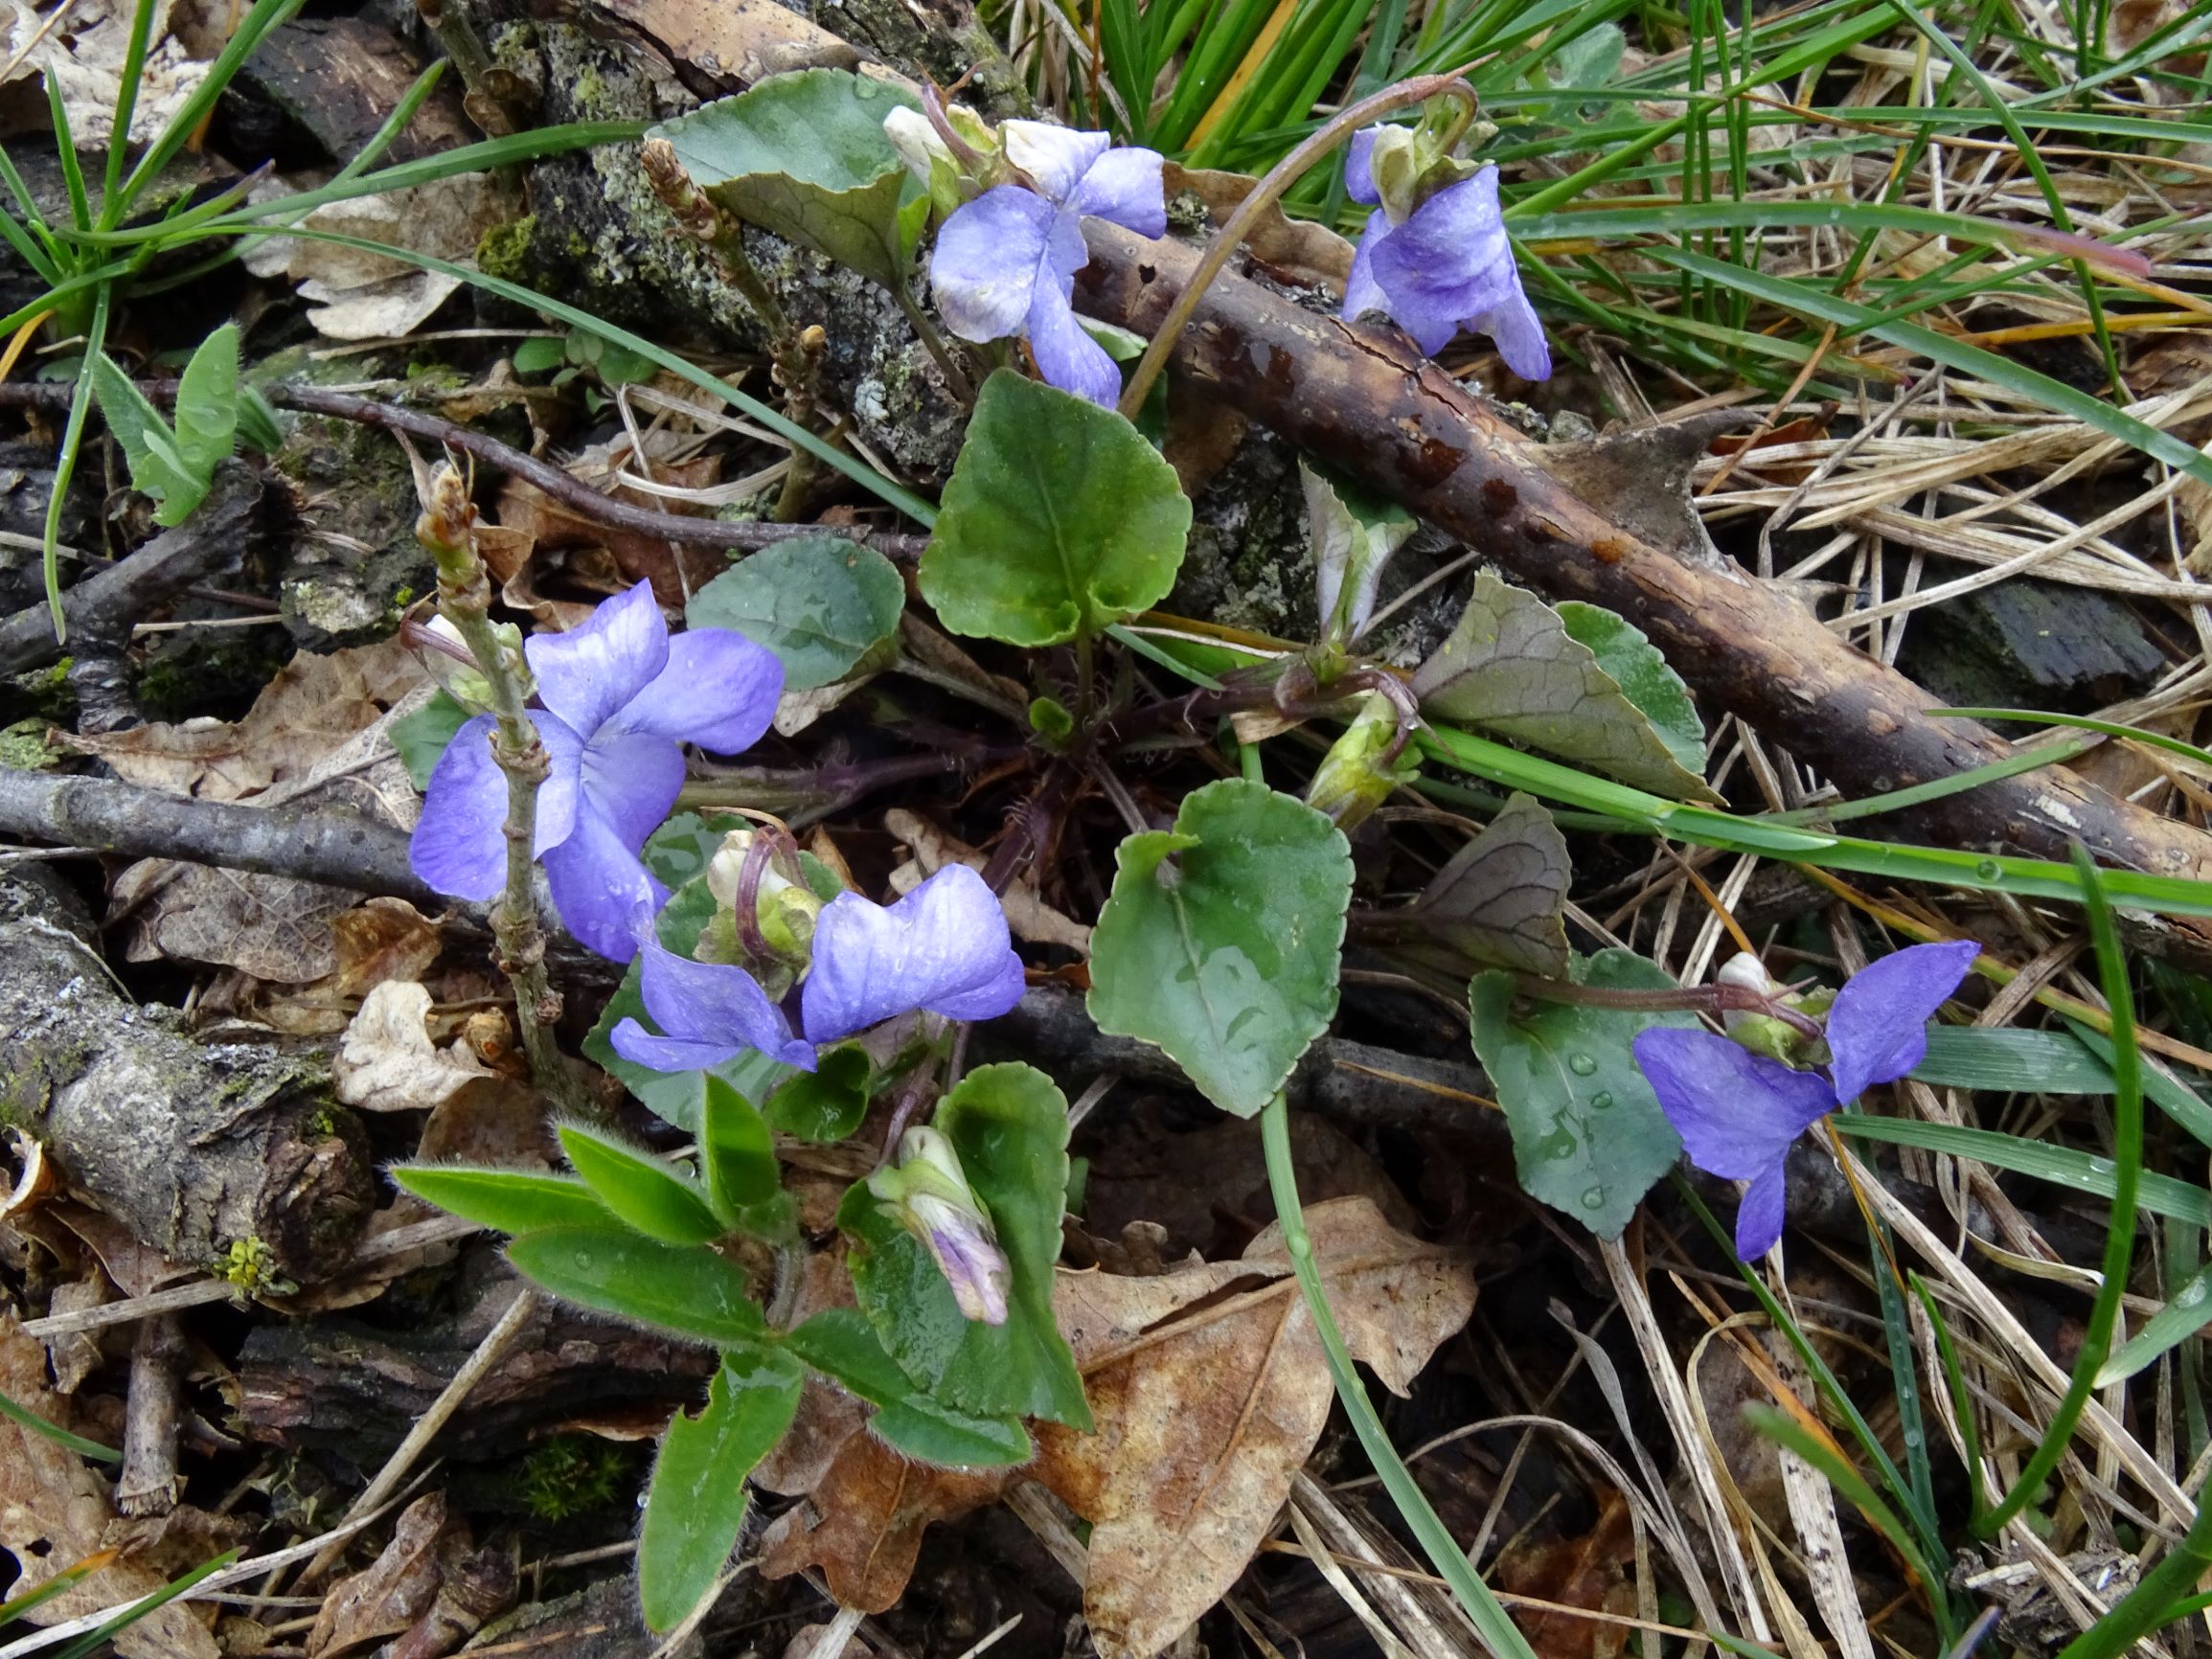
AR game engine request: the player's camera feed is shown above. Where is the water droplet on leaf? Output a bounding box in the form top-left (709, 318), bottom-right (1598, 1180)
top-left (1567, 1053), bottom-right (1598, 1076)
top-left (1589, 1090), bottom-right (1614, 1109)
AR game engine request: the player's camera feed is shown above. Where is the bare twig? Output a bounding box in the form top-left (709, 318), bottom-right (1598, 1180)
top-left (114, 1314), bottom-right (186, 1518)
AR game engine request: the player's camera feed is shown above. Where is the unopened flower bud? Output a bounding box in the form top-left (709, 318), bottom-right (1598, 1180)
top-left (412, 615), bottom-right (523, 714)
top-left (1306, 692), bottom-right (1418, 830)
top-left (885, 106), bottom-right (967, 219)
top-left (868, 1126), bottom-right (1009, 1325)
top-left (705, 830), bottom-right (826, 966)
top-left (1365, 125), bottom-right (1424, 225)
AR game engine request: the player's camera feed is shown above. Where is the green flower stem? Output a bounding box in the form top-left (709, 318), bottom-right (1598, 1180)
top-left (1114, 71), bottom-right (1471, 420)
top-left (1975, 843), bottom-right (2143, 1536)
top-left (1259, 1093), bottom-right (1539, 1659)
top-left (415, 466), bottom-right (581, 1110)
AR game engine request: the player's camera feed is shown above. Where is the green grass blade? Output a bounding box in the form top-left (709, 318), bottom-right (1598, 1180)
top-left (47, 77), bottom-right (91, 235)
top-left (116, 0), bottom-right (308, 212)
top-left (1934, 709), bottom-right (2212, 777)
top-left (53, 1551), bottom-right (239, 1659)
top-left (1835, 1117), bottom-right (2206, 1228)
top-left (97, 0), bottom-right (161, 219)
top-left (0, 1389), bottom-right (119, 1462)
top-left (41, 286), bottom-right (111, 642)
top-left (2097, 1259), bottom-right (2212, 1387)
top-left (1909, 1271), bottom-right (1990, 1519)
top-left (1260, 1094), bottom-right (1540, 1659)
top-left (1759, 736), bottom-right (2096, 827)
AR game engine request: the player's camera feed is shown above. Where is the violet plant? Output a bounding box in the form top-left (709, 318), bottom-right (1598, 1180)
top-left (1632, 940), bottom-right (1981, 1259)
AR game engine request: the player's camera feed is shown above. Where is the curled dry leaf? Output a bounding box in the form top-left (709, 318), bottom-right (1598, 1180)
top-left (241, 175), bottom-right (504, 341)
top-left (0, 1310), bottom-right (235, 1659)
top-left (334, 983), bottom-right (491, 1113)
top-left (884, 807), bottom-right (1090, 952)
top-left (307, 1491), bottom-right (460, 1658)
top-left (760, 1197), bottom-right (1473, 1659)
top-left (1492, 1490), bottom-right (1638, 1659)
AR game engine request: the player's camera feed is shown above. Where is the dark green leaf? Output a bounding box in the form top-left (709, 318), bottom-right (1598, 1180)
top-left (920, 370), bottom-right (1190, 648)
top-left (764, 1044), bottom-right (872, 1142)
top-left (558, 1124), bottom-right (724, 1244)
top-left (784, 1307), bottom-right (1034, 1466)
top-left (700, 1075), bottom-right (780, 1216)
top-left (641, 811), bottom-right (750, 889)
top-left (1556, 602), bottom-right (1705, 779)
top-left (391, 691), bottom-right (469, 792)
top-left (1087, 780), bottom-right (1353, 1117)
top-left (685, 535), bottom-right (904, 691)
top-left (392, 1165), bottom-right (612, 1236)
top-left (172, 323), bottom-right (240, 487)
top-left (638, 1346), bottom-right (803, 1631)
top-left (653, 70), bottom-right (922, 288)
top-left (1408, 792), bottom-right (1572, 976)
top-left (1303, 463), bottom-right (1414, 645)
top-left (1410, 572), bottom-right (1715, 800)
top-left (1468, 949), bottom-right (1694, 1239)
top-left (507, 1226), bottom-right (765, 1345)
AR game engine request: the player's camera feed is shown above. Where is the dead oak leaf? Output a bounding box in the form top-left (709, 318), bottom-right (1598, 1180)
top-left (334, 982), bottom-right (491, 1113)
top-left (758, 1437), bottom-right (1010, 1613)
top-left (1035, 1196), bottom-right (1474, 1659)
top-left (1493, 1489), bottom-right (1638, 1659)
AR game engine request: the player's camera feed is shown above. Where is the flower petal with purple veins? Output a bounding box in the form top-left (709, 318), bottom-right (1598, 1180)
top-left (1345, 126), bottom-right (1380, 206)
top-left (411, 713), bottom-right (583, 900)
top-left (909, 1192), bottom-right (1011, 1325)
top-left (1471, 280), bottom-right (1553, 381)
top-left (1824, 939), bottom-right (1981, 1106)
top-left (801, 865), bottom-right (1026, 1043)
top-left (623, 939), bottom-right (816, 1070)
top-left (1025, 267), bottom-right (1123, 406)
top-left (1001, 120), bottom-right (1112, 204)
top-left (578, 728), bottom-right (687, 853)
top-left (1733, 1160), bottom-right (1791, 1260)
top-left (609, 627), bottom-right (785, 756)
top-left (542, 801), bottom-right (669, 964)
top-left (1071, 145), bottom-right (1166, 238)
top-left (1367, 167), bottom-right (1516, 332)
top-left (525, 581), bottom-right (670, 739)
top-left (607, 1018), bottom-right (758, 1076)
top-left (1631, 1026), bottom-right (1836, 1181)
top-left (932, 186), bottom-right (1060, 345)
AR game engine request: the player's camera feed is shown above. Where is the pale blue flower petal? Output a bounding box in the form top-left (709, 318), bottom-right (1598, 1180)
top-left (1001, 120), bottom-right (1111, 205)
top-left (1345, 126), bottom-right (1380, 206)
top-left (1026, 272), bottom-right (1123, 407)
top-left (525, 581), bottom-right (669, 739)
top-left (1735, 1160), bottom-right (1790, 1260)
top-left (542, 800), bottom-right (667, 963)
top-left (1631, 1027), bottom-right (1836, 1181)
top-left (1072, 144), bottom-right (1165, 237)
top-left (1341, 210), bottom-right (1392, 327)
top-left (411, 713), bottom-right (582, 900)
top-left (578, 728), bottom-right (686, 854)
top-left (801, 864), bottom-right (1025, 1043)
top-left (609, 627), bottom-right (785, 756)
top-left (620, 939), bottom-right (816, 1070)
top-left (1825, 940), bottom-right (1980, 1106)
top-left (1471, 277), bottom-right (1553, 381)
top-left (932, 186), bottom-right (1059, 345)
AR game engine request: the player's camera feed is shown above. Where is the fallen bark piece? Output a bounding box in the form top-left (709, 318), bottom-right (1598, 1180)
top-left (0, 867), bottom-right (374, 1284)
top-left (1071, 223), bottom-right (2212, 892)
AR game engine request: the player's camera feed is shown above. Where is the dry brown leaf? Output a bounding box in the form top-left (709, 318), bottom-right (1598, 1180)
top-left (110, 861), bottom-right (366, 984)
top-left (1036, 1196), bottom-right (1474, 1659)
top-left (759, 1198), bottom-right (1472, 1659)
top-left (335, 983), bottom-right (492, 1113)
top-left (308, 1492), bottom-right (457, 1658)
top-left (1163, 165), bottom-right (1354, 290)
top-left (0, 1310), bottom-right (232, 1659)
top-left (0, 0), bottom-right (212, 144)
top-left (1492, 1491), bottom-right (1638, 1659)
top-left (882, 807), bottom-right (1090, 952)
top-left (242, 177), bottom-right (502, 341)
top-left (583, 0), bottom-right (859, 84)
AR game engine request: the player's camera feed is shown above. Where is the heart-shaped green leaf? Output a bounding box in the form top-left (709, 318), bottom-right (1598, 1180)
top-left (686, 535), bottom-right (904, 692)
top-left (1410, 572), bottom-right (1714, 800)
top-left (1557, 602), bottom-right (1705, 780)
top-left (1408, 793), bottom-right (1572, 976)
top-left (507, 1226), bottom-right (765, 1345)
top-left (784, 1307), bottom-right (1033, 1466)
top-left (638, 1345), bottom-right (803, 1631)
top-left (764, 1044), bottom-right (873, 1143)
top-left (838, 1063), bottom-right (1089, 1429)
top-left (391, 1166), bottom-right (611, 1236)
top-left (920, 370), bottom-right (1191, 647)
top-left (559, 1124), bottom-right (724, 1244)
top-left (1468, 949), bottom-right (1694, 1239)
top-left (652, 70), bottom-right (923, 289)
top-left (391, 692), bottom-right (468, 791)
top-left (1087, 780), bottom-right (1354, 1117)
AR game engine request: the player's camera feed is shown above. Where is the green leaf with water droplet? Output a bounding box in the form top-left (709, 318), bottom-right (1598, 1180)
top-left (638, 1345), bottom-right (803, 1631)
top-left (1087, 780), bottom-right (1354, 1118)
top-left (652, 70), bottom-right (924, 289)
top-left (920, 370), bottom-right (1191, 648)
top-left (764, 1044), bottom-right (872, 1143)
top-left (559, 1123), bottom-right (725, 1244)
top-left (507, 1226), bottom-right (766, 1346)
top-left (685, 535), bottom-right (904, 692)
top-left (1468, 949), bottom-right (1695, 1239)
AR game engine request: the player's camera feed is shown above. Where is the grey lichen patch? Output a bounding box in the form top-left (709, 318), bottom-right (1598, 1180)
top-left (1172, 424), bottom-right (1315, 639)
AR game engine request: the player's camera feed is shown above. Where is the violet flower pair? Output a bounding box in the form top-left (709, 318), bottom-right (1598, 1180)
top-left (409, 583), bottom-right (782, 963)
top-left (611, 863), bottom-right (1027, 1075)
top-left (1633, 940), bottom-right (1980, 1260)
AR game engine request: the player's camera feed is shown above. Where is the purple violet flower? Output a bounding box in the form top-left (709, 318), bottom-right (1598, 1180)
top-left (1341, 125), bottom-right (1551, 380)
top-left (409, 583), bottom-right (783, 964)
top-left (929, 121), bottom-right (1165, 407)
top-left (609, 864), bottom-right (1027, 1074)
top-left (1631, 940), bottom-right (1980, 1261)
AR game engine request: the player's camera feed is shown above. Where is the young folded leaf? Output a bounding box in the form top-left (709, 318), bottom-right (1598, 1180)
top-left (558, 1123), bottom-right (724, 1245)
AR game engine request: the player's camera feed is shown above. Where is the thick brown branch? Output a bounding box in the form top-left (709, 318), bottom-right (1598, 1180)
top-left (1072, 223), bottom-right (2212, 891)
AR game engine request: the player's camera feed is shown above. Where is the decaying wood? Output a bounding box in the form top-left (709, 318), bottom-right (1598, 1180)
top-left (1071, 224), bottom-right (2212, 892)
top-left (0, 768), bottom-right (431, 902)
top-left (115, 1313), bottom-right (186, 1517)
top-left (0, 465), bottom-right (265, 676)
top-left (0, 867), bottom-right (375, 1284)
top-left (237, 1261), bottom-right (716, 1468)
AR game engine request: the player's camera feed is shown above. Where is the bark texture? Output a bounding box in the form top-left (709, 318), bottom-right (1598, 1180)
top-left (0, 868), bottom-right (375, 1282)
top-left (1071, 223), bottom-right (2212, 890)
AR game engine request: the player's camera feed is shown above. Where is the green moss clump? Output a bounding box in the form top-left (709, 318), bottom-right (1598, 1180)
top-left (477, 216), bottom-right (538, 285)
top-left (515, 1435), bottom-right (637, 1521)
top-left (0, 718), bottom-right (57, 770)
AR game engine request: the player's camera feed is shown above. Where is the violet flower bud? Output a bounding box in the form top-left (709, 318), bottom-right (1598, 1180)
top-left (868, 1126), bottom-right (1010, 1325)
